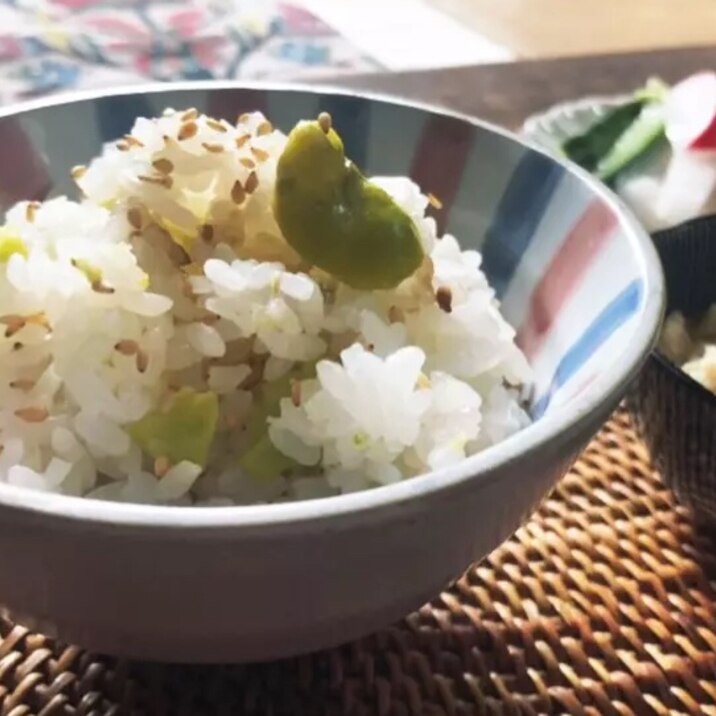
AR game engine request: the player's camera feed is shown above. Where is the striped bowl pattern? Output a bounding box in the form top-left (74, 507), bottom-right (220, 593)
top-left (0, 83), bottom-right (666, 661)
top-left (0, 85), bottom-right (657, 422)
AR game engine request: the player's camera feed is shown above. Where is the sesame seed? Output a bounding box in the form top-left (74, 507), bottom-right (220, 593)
top-left (152, 158), bottom-right (174, 174)
top-left (9, 379), bottom-right (35, 391)
top-left (200, 224), bottom-right (214, 243)
top-left (124, 134), bottom-right (144, 148)
top-left (1, 315), bottom-right (25, 338)
top-left (317, 112), bottom-right (332, 133)
top-left (235, 133), bottom-right (251, 148)
top-left (250, 146), bottom-right (270, 163)
top-left (14, 406), bottom-right (48, 423)
top-left (388, 305), bottom-right (404, 324)
top-left (427, 192), bottom-right (443, 210)
top-left (290, 380), bottom-right (301, 407)
top-left (256, 120), bottom-right (273, 136)
top-left (92, 281), bottom-right (115, 294)
top-left (201, 313), bottom-right (219, 325)
top-left (436, 286), bottom-right (453, 313)
top-left (138, 174), bottom-right (173, 189)
top-left (12, 342), bottom-right (22, 351)
top-left (231, 180), bottom-right (246, 205)
top-left (181, 108), bottom-right (198, 122)
top-left (237, 112), bottom-right (251, 124)
top-left (71, 165), bottom-right (87, 180)
top-left (25, 202), bottom-right (39, 223)
top-left (136, 349), bottom-right (149, 373)
top-left (116, 141), bottom-right (130, 151)
top-left (245, 171), bottom-right (259, 194)
top-left (202, 142), bottom-right (224, 153)
top-left (154, 455), bottom-right (171, 478)
top-left (178, 121), bottom-right (198, 141)
top-left (239, 157), bottom-right (255, 170)
top-left (114, 339), bottom-right (139, 356)
top-left (127, 207), bottom-right (143, 230)
top-left (207, 119), bottom-right (228, 133)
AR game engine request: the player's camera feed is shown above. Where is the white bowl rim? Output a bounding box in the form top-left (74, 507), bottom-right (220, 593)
top-left (0, 80), bottom-right (665, 530)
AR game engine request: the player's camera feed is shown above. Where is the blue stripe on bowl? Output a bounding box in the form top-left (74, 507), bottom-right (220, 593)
top-left (482, 152), bottom-right (564, 298)
top-left (532, 278), bottom-right (644, 418)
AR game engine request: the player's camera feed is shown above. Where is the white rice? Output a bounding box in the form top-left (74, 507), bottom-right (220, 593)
top-left (0, 108), bottom-right (532, 505)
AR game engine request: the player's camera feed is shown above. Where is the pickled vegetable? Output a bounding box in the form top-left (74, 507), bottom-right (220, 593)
top-left (274, 113), bottom-right (424, 290)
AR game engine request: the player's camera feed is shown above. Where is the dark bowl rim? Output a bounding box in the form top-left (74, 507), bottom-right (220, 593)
top-left (649, 213), bottom-right (716, 408)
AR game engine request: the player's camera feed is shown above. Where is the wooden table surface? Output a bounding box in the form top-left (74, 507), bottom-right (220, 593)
top-left (328, 45), bottom-right (716, 129)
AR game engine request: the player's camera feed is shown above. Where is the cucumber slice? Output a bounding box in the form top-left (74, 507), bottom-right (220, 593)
top-left (562, 100), bottom-right (645, 172)
top-left (595, 102), bottom-right (666, 183)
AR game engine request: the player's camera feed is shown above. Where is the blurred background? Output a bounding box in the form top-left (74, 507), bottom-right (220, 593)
top-left (2, 0), bottom-right (715, 105)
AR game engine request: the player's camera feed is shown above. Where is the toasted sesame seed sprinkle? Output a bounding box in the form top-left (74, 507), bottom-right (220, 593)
top-left (427, 192), bottom-right (443, 210)
top-left (236, 133), bottom-right (251, 148)
top-left (71, 165), bottom-right (87, 180)
top-left (127, 207), bottom-right (143, 230)
top-left (25, 202), bottom-right (39, 223)
top-left (152, 158), bottom-right (174, 174)
top-left (114, 339), bottom-right (139, 356)
top-left (239, 157), bottom-right (255, 169)
top-left (1, 315), bottom-right (25, 337)
top-left (237, 112), bottom-right (251, 124)
top-left (154, 455), bottom-right (171, 478)
top-left (92, 281), bottom-right (115, 294)
top-left (388, 305), bottom-right (404, 324)
top-left (136, 349), bottom-right (149, 373)
top-left (138, 174), bottom-right (173, 189)
top-left (200, 224), bottom-right (214, 243)
top-left (181, 108), bottom-right (198, 122)
top-left (124, 135), bottom-right (144, 148)
top-left (436, 286), bottom-right (453, 313)
top-left (202, 142), bottom-right (224, 153)
top-left (231, 180), bottom-right (246, 204)
top-left (201, 313), bottom-right (219, 325)
top-left (256, 120), bottom-right (273, 136)
top-left (250, 146), bottom-right (270, 162)
top-left (15, 406), bottom-right (48, 423)
top-left (178, 121), bottom-right (198, 141)
top-left (207, 119), bottom-right (228, 133)
top-left (9, 378), bottom-right (35, 391)
top-left (290, 380), bottom-right (301, 407)
top-left (317, 112), bottom-right (332, 133)
top-left (116, 141), bottom-right (130, 151)
top-left (12, 342), bottom-right (22, 351)
top-left (245, 171), bottom-right (259, 194)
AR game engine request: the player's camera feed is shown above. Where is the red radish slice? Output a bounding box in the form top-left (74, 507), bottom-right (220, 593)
top-left (665, 71), bottom-right (716, 150)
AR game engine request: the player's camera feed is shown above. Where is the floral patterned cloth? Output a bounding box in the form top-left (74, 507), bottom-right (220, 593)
top-left (0, 0), bottom-right (380, 104)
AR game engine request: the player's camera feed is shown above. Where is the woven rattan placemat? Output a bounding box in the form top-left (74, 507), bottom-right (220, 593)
top-left (1, 410), bottom-right (715, 715)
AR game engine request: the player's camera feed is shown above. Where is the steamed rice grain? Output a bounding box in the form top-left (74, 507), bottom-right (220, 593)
top-left (0, 108), bottom-right (533, 505)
